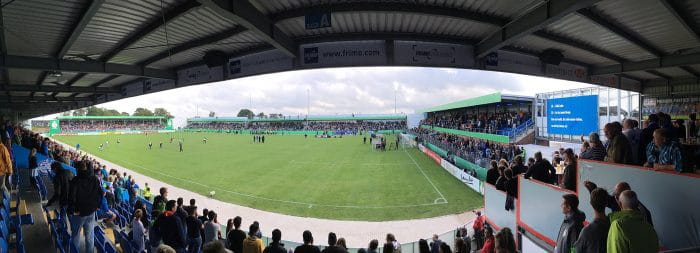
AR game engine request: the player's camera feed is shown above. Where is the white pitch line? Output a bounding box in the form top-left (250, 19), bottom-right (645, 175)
top-left (403, 148), bottom-right (448, 203)
top-left (117, 159), bottom-right (447, 209)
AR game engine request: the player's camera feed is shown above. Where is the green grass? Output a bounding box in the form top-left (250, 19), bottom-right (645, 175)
top-left (55, 132), bottom-right (483, 221)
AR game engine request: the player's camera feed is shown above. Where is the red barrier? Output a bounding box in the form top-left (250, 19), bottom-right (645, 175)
top-left (423, 148), bottom-right (442, 165)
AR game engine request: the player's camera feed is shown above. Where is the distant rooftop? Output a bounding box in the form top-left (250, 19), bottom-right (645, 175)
top-left (420, 92), bottom-right (533, 113)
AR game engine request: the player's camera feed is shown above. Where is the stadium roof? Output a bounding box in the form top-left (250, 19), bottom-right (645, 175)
top-left (187, 114), bottom-right (406, 122)
top-left (420, 92), bottom-right (533, 113)
top-left (2, 0), bottom-right (700, 119)
top-left (57, 116), bottom-right (165, 120)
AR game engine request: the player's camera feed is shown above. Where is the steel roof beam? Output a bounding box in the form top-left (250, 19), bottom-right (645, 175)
top-left (198, 0), bottom-right (297, 58)
top-left (2, 85), bottom-right (120, 94)
top-left (140, 26), bottom-right (248, 66)
top-left (100, 0), bottom-right (202, 61)
top-left (645, 70), bottom-right (672, 80)
top-left (679, 66), bottom-right (700, 77)
top-left (0, 55), bottom-right (176, 79)
top-left (0, 96), bottom-right (93, 102)
top-left (532, 30), bottom-right (626, 62)
top-left (0, 6), bottom-right (9, 92)
top-left (591, 52), bottom-right (700, 75)
top-left (58, 0), bottom-right (105, 58)
top-left (577, 8), bottom-right (665, 57)
top-left (270, 2), bottom-right (509, 27)
top-left (475, 0), bottom-right (601, 58)
top-left (89, 74), bottom-right (120, 88)
top-left (660, 0), bottom-right (700, 44)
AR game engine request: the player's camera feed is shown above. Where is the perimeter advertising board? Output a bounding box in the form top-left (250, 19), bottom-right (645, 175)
top-left (546, 95), bottom-right (598, 135)
top-left (300, 41), bottom-right (386, 67)
top-left (394, 41), bottom-right (474, 67)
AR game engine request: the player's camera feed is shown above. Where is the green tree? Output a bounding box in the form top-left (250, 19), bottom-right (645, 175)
top-left (237, 109), bottom-right (254, 119)
top-left (153, 108), bottom-right (173, 119)
top-left (120, 112), bottom-right (130, 116)
top-left (133, 108), bottom-right (154, 116)
top-left (208, 111), bottom-right (216, 117)
top-left (72, 108), bottom-right (87, 116)
top-left (257, 112), bottom-right (266, 119)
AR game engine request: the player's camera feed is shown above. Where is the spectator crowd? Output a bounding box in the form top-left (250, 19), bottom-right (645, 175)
top-left (186, 120), bottom-right (407, 135)
top-left (60, 119), bottom-right (166, 133)
top-left (420, 111), bottom-right (531, 134)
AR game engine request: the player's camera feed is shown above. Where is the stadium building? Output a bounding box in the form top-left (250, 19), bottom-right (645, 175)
top-left (0, 0), bottom-right (698, 253)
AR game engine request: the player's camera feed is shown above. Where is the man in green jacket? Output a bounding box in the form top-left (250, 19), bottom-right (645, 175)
top-left (607, 190), bottom-right (658, 253)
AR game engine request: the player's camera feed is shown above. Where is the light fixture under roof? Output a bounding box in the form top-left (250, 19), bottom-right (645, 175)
top-left (48, 71), bottom-right (63, 77)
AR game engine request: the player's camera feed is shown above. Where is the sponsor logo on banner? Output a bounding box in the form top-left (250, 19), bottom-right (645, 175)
top-left (394, 41), bottom-right (474, 67)
top-left (228, 50), bottom-right (293, 78)
top-left (305, 12), bottom-right (331, 30)
top-left (460, 172), bottom-right (482, 194)
top-left (484, 50), bottom-right (542, 75)
top-left (178, 65), bottom-right (223, 86)
top-left (545, 62), bottom-right (587, 82)
top-left (299, 41), bottom-right (386, 67)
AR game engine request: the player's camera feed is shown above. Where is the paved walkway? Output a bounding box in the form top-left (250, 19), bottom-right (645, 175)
top-left (59, 141), bottom-right (478, 248)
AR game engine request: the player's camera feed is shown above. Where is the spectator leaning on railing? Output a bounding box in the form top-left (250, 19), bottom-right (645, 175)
top-left (644, 128), bottom-right (683, 172)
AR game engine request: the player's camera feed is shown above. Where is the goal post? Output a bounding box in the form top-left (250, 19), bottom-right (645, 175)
top-left (399, 133), bottom-right (417, 149)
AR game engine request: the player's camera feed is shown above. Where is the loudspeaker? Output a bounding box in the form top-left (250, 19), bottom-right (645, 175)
top-left (203, 50), bottom-right (228, 68)
top-left (539, 49), bottom-right (563, 65)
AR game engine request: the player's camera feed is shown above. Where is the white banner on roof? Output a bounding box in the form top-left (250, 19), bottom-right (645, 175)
top-left (300, 41), bottom-right (386, 67)
top-left (484, 50), bottom-right (542, 76)
top-left (177, 65), bottom-right (223, 86)
top-left (545, 62), bottom-right (588, 82)
top-left (228, 50), bottom-right (293, 78)
top-left (394, 41), bottom-right (474, 67)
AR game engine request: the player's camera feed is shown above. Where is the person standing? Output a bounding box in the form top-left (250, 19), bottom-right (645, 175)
top-left (429, 234), bottom-right (442, 253)
top-left (0, 139), bottom-right (13, 195)
top-left (68, 161), bottom-right (103, 253)
top-left (157, 200), bottom-right (187, 252)
top-left (524, 152), bottom-right (556, 184)
top-left (294, 230), bottom-right (320, 253)
top-left (574, 188), bottom-right (610, 253)
top-left (560, 148), bottom-right (577, 192)
top-left (604, 123), bottom-right (633, 164)
top-left (607, 191), bottom-right (659, 252)
top-left (243, 223), bottom-right (264, 253)
top-left (186, 207), bottom-right (203, 253)
top-left (227, 216), bottom-right (247, 253)
top-left (132, 209), bottom-right (147, 253)
top-left (555, 194), bottom-right (585, 253)
top-left (203, 211), bottom-right (222, 244)
top-left (321, 232), bottom-right (347, 253)
top-left (639, 114), bottom-right (660, 165)
top-left (263, 229), bottom-right (286, 253)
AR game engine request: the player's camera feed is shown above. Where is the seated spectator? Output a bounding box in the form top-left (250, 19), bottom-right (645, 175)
top-left (560, 148), bottom-right (577, 192)
top-left (486, 160), bottom-right (499, 185)
top-left (580, 133), bottom-right (606, 161)
top-left (321, 232), bottom-right (347, 253)
top-left (555, 194), bottom-right (585, 253)
top-left (243, 223), bottom-right (264, 253)
top-left (294, 230), bottom-right (321, 253)
top-left (227, 216), bottom-right (247, 253)
top-left (480, 226), bottom-right (494, 253)
top-left (494, 227), bottom-right (516, 253)
top-left (263, 229), bottom-right (286, 253)
top-left (575, 188), bottom-right (610, 253)
top-left (644, 128), bottom-right (683, 172)
top-left (524, 152), bottom-right (555, 184)
top-left (604, 122), bottom-right (633, 164)
top-left (607, 190), bottom-right (659, 252)
top-left (584, 180), bottom-right (653, 226)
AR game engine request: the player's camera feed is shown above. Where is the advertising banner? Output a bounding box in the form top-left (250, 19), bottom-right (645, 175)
top-left (48, 120), bottom-right (60, 137)
top-left (545, 62), bottom-right (587, 82)
top-left (394, 41), bottom-right (474, 67)
top-left (420, 146), bottom-right (441, 165)
top-left (590, 74), bottom-right (618, 88)
top-left (484, 50), bottom-right (542, 76)
top-left (229, 50), bottom-right (294, 78)
top-left (305, 12), bottom-right (332, 29)
top-left (440, 159), bottom-right (483, 194)
top-left (300, 41), bottom-right (386, 67)
top-left (546, 95), bottom-right (598, 135)
top-left (178, 65), bottom-right (223, 86)
top-left (144, 79), bottom-right (176, 94)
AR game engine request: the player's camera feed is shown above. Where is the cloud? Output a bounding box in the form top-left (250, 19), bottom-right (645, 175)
top-left (33, 67), bottom-right (593, 127)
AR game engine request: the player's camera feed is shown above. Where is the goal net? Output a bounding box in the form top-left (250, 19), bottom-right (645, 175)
top-left (399, 133), bottom-right (417, 149)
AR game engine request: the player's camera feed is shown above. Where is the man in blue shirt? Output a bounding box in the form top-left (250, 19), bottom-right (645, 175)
top-left (644, 128), bottom-right (683, 172)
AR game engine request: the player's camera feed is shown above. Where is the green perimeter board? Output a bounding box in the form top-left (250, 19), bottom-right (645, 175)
top-left (55, 133), bottom-right (483, 221)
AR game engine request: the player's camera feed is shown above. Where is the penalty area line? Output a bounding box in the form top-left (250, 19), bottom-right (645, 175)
top-left (403, 148), bottom-right (448, 204)
top-left (116, 159), bottom-right (448, 209)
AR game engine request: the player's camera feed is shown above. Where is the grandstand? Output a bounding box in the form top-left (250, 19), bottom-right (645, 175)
top-left (49, 116), bottom-right (175, 136)
top-left (0, 0), bottom-right (699, 253)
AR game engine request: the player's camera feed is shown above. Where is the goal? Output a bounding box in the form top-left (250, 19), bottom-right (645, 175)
top-left (399, 133), bottom-right (417, 149)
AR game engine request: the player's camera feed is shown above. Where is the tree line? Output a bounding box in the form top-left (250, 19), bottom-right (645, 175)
top-left (62, 106), bottom-right (174, 119)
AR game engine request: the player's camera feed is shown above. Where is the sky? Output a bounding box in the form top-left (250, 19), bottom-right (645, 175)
top-left (35, 67), bottom-right (594, 127)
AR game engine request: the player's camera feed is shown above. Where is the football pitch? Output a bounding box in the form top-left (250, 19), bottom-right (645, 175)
top-left (54, 132), bottom-right (483, 221)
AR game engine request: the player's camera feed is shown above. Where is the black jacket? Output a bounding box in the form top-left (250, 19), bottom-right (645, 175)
top-left (263, 242), bottom-right (287, 253)
top-left (562, 164), bottom-right (576, 192)
top-left (227, 229), bottom-right (247, 253)
top-left (524, 160), bottom-right (555, 184)
top-left (486, 168), bottom-right (499, 185)
top-left (321, 246), bottom-right (348, 253)
top-left (555, 210), bottom-right (585, 253)
top-left (67, 169), bottom-right (102, 216)
top-left (47, 169), bottom-right (72, 207)
top-left (504, 177), bottom-right (518, 198)
top-left (157, 212), bottom-right (187, 249)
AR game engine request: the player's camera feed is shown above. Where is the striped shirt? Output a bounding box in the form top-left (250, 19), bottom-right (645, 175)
top-left (580, 146), bottom-right (606, 161)
top-left (646, 141), bottom-right (683, 172)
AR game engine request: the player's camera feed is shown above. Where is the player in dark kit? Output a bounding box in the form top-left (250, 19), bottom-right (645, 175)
top-left (262, 135), bottom-right (265, 143)
top-left (148, 142), bottom-right (152, 150)
top-left (179, 141), bottom-right (183, 152)
top-left (363, 136), bottom-right (367, 144)
top-left (159, 142), bottom-right (163, 148)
